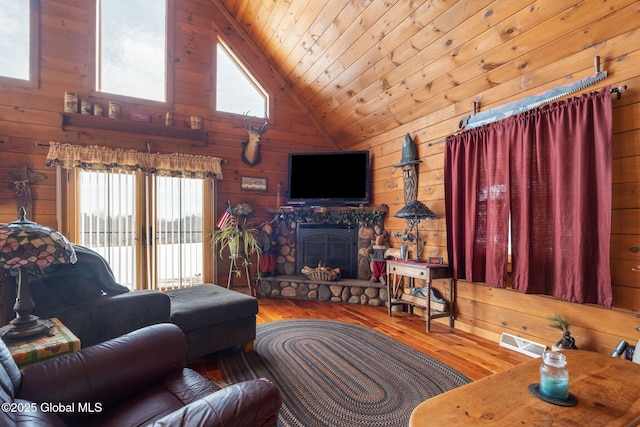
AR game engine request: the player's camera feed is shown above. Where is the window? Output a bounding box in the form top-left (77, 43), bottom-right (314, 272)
top-left (95, 0), bottom-right (167, 102)
top-left (79, 170), bottom-right (137, 287)
top-left (216, 40), bottom-right (268, 117)
top-left (75, 170), bottom-right (211, 290)
top-left (152, 176), bottom-right (205, 289)
top-left (0, 0), bottom-right (38, 83)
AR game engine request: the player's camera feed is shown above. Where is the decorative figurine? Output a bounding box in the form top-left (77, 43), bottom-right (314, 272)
top-left (393, 133), bottom-right (422, 207)
top-left (6, 164), bottom-right (46, 220)
top-left (368, 231), bottom-right (390, 284)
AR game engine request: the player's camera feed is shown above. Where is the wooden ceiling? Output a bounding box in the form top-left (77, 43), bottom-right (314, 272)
top-left (217, 0), bottom-right (487, 149)
top-left (216, 1), bottom-right (630, 150)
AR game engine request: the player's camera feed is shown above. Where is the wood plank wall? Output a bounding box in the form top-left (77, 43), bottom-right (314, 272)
top-left (0, 0), bottom-right (638, 355)
top-left (343, 2), bottom-right (640, 354)
top-left (0, 0), bottom-right (331, 311)
top-left (221, 0), bottom-right (640, 354)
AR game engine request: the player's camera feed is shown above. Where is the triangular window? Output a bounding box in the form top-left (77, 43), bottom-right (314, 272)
top-left (216, 40), bottom-right (267, 117)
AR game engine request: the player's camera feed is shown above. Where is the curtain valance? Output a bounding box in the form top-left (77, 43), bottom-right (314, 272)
top-left (45, 142), bottom-right (224, 179)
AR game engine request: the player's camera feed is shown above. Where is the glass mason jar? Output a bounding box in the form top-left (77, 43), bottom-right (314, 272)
top-left (539, 350), bottom-right (569, 400)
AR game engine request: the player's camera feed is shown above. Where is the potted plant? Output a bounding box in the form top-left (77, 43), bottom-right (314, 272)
top-left (211, 202), bottom-right (261, 275)
top-left (548, 314), bottom-right (579, 350)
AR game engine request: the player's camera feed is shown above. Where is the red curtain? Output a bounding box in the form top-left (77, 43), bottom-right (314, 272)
top-left (445, 87), bottom-right (613, 307)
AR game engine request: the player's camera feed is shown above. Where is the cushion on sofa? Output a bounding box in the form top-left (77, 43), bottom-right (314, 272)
top-left (166, 284), bottom-right (258, 331)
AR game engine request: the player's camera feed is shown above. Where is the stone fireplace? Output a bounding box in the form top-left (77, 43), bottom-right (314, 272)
top-left (268, 206), bottom-right (387, 279)
top-left (257, 206), bottom-right (391, 306)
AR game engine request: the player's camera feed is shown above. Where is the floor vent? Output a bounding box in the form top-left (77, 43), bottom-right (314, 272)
top-left (499, 333), bottom-right (547, 358)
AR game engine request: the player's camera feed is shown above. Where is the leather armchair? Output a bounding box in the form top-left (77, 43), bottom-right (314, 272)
top-left (0, 323), bottom-right (282, 426)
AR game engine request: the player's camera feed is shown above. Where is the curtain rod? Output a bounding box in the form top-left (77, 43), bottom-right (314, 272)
top-left (610, 85), bottom-right (627, 99)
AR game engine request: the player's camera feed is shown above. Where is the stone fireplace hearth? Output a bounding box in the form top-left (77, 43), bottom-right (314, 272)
top-left (267, 206), bottom-right (387, 280)
top-left (257, 275), bottom-right (388, 306)
top-left (257, 206), bottom-right (389, 306)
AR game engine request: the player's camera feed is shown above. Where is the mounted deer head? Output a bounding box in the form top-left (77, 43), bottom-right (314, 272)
top-left (241, 113), bottom-right (269, 167)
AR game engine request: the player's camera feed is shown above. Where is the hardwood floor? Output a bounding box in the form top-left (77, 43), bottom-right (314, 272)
top-left (189, 297), bottom-right (532, 381)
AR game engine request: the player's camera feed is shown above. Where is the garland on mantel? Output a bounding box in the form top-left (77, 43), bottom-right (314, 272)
top-left (273, 209), bottom-right (385, 226)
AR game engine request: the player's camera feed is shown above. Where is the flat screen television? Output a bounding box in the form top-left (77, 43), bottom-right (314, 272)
top-left (287, 150), bottom-right (370, 206)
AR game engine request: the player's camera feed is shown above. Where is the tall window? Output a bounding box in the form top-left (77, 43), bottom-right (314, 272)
top-left (79, 170), bottom-right (137, 287)
top-left (0, 0), bottom-right (38, 82)
top-left (216, 40), bottom-right (268, 117)
top-left (152, 176), bottom-right (205, 289)
top-left (95, 0), bottom-right (167, 102)
top-left (75, 170), bottom-right (210, 290)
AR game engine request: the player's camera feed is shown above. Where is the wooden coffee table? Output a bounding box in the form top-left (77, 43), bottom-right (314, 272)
top-left (410, 350), bottom-right (640, 426)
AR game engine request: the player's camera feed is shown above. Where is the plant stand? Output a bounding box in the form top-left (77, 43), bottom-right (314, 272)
top-left (227, 255), bottom-right (255, 296)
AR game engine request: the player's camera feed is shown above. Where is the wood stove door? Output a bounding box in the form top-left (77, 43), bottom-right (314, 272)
top-left (296, 224), bottom-right (358, 279)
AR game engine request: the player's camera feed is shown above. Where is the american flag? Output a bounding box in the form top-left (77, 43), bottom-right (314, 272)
top-left (216, 203), bottom-right (235, 229)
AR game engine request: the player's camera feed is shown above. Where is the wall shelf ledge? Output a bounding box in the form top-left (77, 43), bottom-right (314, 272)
top-left (60, 113), bottom-right (208, 144)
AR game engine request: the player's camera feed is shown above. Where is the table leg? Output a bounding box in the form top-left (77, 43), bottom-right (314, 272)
top-left (426, 277), bottom-right (432, 332)
top-left (389, 272), bottom-right (402, 317)
top-left (244, 262), bottom-right (255, 296)
top-left (449, 277), bottom-right (455, 327)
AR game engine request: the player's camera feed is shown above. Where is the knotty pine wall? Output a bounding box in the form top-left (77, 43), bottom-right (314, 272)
top-left (350, 3), bottom-right (640, 354)
top-left (0, 0), bottom-right (638, 355)
top-left (0, 0), bottom-right (332, 321)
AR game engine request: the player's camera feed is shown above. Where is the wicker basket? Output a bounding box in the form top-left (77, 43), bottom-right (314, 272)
top-left (301, 261), bottom-right (341, 281)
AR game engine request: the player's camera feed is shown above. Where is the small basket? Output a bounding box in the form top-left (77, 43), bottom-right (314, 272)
top-left (301, 261), bottom-right (341, 281)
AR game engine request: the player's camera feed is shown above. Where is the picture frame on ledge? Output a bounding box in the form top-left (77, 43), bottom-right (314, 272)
top-left (241, 176), bottom-right (267, 192)
top-left (427, 257), bottom-right (444, 265)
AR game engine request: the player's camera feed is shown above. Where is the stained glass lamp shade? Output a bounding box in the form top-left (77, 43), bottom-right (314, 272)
top-left (394, 200), bottom-right (437, 262)
top-left (0, 208), bottom-right (77, 339)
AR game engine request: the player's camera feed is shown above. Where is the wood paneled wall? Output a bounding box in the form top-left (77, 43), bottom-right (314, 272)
top-left (344, 3), bottom-right (640, 353)
top-left (222, 0), bottom-right (640, 353)
top-left (0, 0), bottom-right (332, 300)
top-left (0, 0), bottom-right (638, 355)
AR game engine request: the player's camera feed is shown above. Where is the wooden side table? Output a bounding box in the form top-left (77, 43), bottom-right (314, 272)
top-left (386, 260), bottom-right (455, 332)
top-left (4, 317), bottom-right (80, 368)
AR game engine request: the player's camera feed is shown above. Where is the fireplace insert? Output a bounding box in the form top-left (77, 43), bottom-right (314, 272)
top-left (296, 224), bottom-right (358, 279)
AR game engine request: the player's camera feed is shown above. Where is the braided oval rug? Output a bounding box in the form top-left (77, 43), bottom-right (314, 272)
top-left (217, 319), bottom-right (470, 427)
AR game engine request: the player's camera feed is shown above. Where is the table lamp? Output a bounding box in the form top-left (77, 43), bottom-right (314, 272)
top-left (0, 208), bottom-right (76, 340)
top-left (394, 200), bottom-right (437, 262)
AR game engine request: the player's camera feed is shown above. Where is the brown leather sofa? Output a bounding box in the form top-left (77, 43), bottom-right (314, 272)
top-left (0, 323), bottom-right (282, 426)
